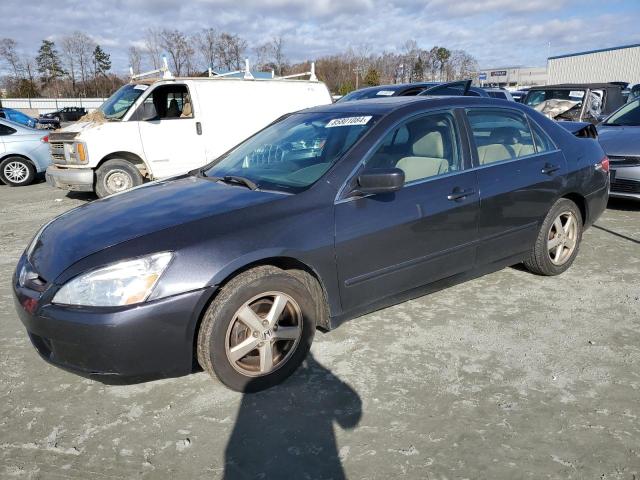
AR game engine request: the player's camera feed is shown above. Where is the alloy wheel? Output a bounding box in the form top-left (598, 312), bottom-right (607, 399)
top-left (547, 211), bottom-right (578, 265)
top-left (3, 161), bottom-right (29, 184)
top-left (225, 291), bottom-right (303, 377)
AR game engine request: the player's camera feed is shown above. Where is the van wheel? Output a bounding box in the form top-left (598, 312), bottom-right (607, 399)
top-left (524, 198), bottom-right (582, 276)
top-left (0, 157), bottom-right (36, 186)
top-left (197, 266), bottom-right (316, 392)
top-left (95, 159), bottom-right (143, 198)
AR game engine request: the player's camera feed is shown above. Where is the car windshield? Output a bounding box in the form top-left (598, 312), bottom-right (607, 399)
top-left (203, 111), bottom-right (378, 193)
top-left (605, 99), bottom-right (640, 126)
top-left (524, 89), bottom-right (586, 107)
top-left (99, 83), bottom-right (147, 120)
top-left (4, 109), bottom-right (36, 128)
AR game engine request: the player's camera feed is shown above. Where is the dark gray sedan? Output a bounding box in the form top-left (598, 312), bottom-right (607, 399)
top-left (597, 98), bottom-right (640, 200)
top-left (13, 96), bottom-right (609, 391)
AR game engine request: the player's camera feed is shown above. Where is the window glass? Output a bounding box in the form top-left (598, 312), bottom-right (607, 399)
top-left (605, 99), bottom-right (640, 126)
top-left (138, 84), bottom-right (193, 120)
top-left (467, 109), bottom-right (535, 165)
top-left (203, 112), bottom-right (378, 193)
top-left (0, 123), bottom-right (17, 135)
top-left (529, 120), bottom-right (556, 153)
top-left (366, 111), bottom-right (461, 183)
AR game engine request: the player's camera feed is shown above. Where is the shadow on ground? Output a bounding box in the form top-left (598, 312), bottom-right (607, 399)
top-left (223, 353), bottom-right (362, 480)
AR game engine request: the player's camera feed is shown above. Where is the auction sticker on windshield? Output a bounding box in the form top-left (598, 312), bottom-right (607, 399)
top-left (376, 90), bottom-right (395, 96)
top-left (134, 85), bottom-right (148, 91)
top-left (326, 116), bottom-right (372, 128)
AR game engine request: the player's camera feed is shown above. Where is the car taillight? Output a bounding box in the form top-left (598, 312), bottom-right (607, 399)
top-left (595, 156), bottom-right (609, 173)
top-left (41, 135), bottom-right (49, 143)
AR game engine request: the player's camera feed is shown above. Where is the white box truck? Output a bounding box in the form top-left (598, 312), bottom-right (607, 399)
top-left (46, 64), bottom-right (332, 197)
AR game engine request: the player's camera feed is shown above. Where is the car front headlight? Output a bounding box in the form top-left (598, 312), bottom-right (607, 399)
top-left (52, 252), bottom-right (173, 307)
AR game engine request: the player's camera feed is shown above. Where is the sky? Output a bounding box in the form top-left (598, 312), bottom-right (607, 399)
top-left (1, 0), bottom-right (639, 74)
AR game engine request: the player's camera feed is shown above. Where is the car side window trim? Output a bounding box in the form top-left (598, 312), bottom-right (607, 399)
top-left (463, 106), bottom-right (561, 170)
top-left (335, 108), bottom-right (466, 203)
top-left (525, 115), bottom-right (559, 152)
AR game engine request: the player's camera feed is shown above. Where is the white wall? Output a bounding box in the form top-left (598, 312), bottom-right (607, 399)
top-left (548, 46), bottom-right (640, 84)
top-left (0, 97), bottom-right (106, 115)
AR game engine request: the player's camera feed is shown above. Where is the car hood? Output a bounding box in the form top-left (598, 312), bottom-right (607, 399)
top-left (29, 174), bottom-right (284, 282)
top-left (596, 126), bottom-right (640, 156)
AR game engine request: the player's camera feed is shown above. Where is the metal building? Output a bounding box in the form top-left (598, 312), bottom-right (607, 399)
top-left (548, 44), bottom-right (640, 84)
top-left (478, 66), bottom-right (547, 87)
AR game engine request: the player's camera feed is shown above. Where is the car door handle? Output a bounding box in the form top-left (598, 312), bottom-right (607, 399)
top-left (541, 163), bottom-right (560, 175)
top-left (196, 122), bottom-right (202, 135)
top-left (447, 188), bottom-right (475, 201)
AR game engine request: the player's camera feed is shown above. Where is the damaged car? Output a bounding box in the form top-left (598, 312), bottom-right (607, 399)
top-left (524, 83), bottom-right (626, 124)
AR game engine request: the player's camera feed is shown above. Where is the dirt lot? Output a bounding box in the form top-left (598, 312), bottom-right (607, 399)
top-left (1, 180), bottom-right (639, 479)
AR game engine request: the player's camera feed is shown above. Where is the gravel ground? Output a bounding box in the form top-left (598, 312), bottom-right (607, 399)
top-left (1, 179), bottom-right (639, 479)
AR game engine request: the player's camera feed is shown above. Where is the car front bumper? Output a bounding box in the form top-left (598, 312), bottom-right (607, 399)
top-left (46, 165), bottom-right (94, 192)
top-left (13, 264), bottom-right (216, 382)
top-left (609, 165), bottom-right (640, 201)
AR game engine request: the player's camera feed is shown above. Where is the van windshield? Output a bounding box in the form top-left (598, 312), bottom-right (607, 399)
top-left (99, 84), bottom-right (147, 120)
top-left (203, 111), bottom-right (378, 193)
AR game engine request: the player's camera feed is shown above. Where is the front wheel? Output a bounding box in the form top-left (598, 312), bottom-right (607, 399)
top-left (95, 159), bottom-right (143, 198)
top-left (524, 198), bottom-right (583, 276)
top-left (197, 266), bottom-right (317, 392)
top-left (0, 157), bottom-right (36, 186)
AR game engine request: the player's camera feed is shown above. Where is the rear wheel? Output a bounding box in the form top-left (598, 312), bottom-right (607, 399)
top-left (0, 157), bottom-right (36, 186)
top-left (524, 198), bottom-right (582, 275)
top-left (197, 266), bottom-right (316, 392)
top-left (95, 159), bottom-right (143, 198)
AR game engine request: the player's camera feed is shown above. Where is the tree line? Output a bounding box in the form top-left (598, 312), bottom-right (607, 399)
top-left (0, 29), bottom-right (478, 99)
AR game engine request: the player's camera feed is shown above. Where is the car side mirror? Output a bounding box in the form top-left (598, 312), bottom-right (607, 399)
top-left (356, 168), bottom-right (405, 195)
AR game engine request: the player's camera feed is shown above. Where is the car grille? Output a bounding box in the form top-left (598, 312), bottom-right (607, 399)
top-left (609, 155), bottom-right (640, 167)
top-left (611, 178), bottom-right (640, 194)
top-left (50, 142), bottom-right (66, 163)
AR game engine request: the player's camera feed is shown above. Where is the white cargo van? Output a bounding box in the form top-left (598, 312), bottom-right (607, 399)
top-left (46, 64), bottom-right (332, 197)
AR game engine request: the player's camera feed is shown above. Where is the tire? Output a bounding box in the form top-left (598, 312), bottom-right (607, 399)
top-left (524, 198), bottom-right (583, 276)
top-left (95, 159), bottom-right (143, 198)
top-left (0, 157), bottom-right (36, 186)
top-left (197, 266), bottom-right (317, 392)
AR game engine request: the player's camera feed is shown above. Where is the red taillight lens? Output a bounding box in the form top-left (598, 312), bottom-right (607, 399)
top-left (596, 156), bottom-right (609, 173)
top-left (41, 135), bottom-right (49, 143)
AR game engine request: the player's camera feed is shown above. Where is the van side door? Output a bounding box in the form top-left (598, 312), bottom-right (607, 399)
top-left (135, 83), bottom-right (206, 179)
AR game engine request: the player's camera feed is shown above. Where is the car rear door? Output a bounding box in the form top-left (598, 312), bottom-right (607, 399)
top-left (334, 109), bottom-right (479, 312)
top-left (465, 107), bottom-right (567, 264)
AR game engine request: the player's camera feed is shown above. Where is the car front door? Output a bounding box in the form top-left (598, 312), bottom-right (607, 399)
top-left (136, 83), bottom-right (205, 179)
top-left (465, 107), bottom-right (568, 264)
top-left (334, 110), bottom-right (479, 312)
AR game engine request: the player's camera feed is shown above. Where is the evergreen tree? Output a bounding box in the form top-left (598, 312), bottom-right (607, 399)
top-left (36, 40), bottom-right (64, 84)
top-left (363, 68), bottom-right (380, 87)
top-left (92, 45), bottom-right (111, 76)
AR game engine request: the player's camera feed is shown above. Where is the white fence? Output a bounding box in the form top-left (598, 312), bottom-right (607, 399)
top-left (0, 97), bottom-right (107, 115)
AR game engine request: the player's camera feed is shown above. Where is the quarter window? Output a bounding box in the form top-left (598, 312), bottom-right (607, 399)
top-left (529, 120), bottom-right (556, 153)
top-left (0, 124), bottom-right (16, 135)
top-left (467, 109), bottom-right (535, 165)
top-left (365, 112), bottom-right (461, 183)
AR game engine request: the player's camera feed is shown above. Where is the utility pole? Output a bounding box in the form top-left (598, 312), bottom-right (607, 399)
top-left (353, 66), bottom-right (364, 89)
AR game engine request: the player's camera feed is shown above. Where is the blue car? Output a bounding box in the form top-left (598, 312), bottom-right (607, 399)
top-left (0, 108), bottom-right (38, 129)
top-left (597, 98), bottom-right (640, 200)
top-left (13, 96), bottom-right (609, 391)
top-left (1, 118), bottom-right (51, 186)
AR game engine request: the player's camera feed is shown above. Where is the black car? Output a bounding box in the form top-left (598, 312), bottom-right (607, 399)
top-left (13, 96), bottom-right (609, 391)
top-left (337, 82), bottom-right (441, 102)
top-left (40, 106), bottom-right (87, 123)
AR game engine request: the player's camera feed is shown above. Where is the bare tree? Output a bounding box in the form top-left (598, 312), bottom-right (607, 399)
top-left (128, 46), bottom-right (143, 74)
top-left (196, 28), bottom-right (218, 71)
top-left (159, 29), bottom-right (195, 76)
top-left (0, 38), bottom-right (22, 78)
top-left (60, 32), bottom-right (95, 96)
top-left (144, 28), bottom-right (163, 70)
top-left (61, 35), bottom-right (78, 94)
top-left (217, 32), bottom-right (247, 71)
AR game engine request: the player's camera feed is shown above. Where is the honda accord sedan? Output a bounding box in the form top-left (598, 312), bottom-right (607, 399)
top-left (13, 96), bottom-right (609, 392)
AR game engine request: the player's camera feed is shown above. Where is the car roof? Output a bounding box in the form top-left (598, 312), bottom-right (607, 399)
top-left (301, 95), bottom-right (526, 116)
top-left (346, 82), bottom-right (440, 95)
